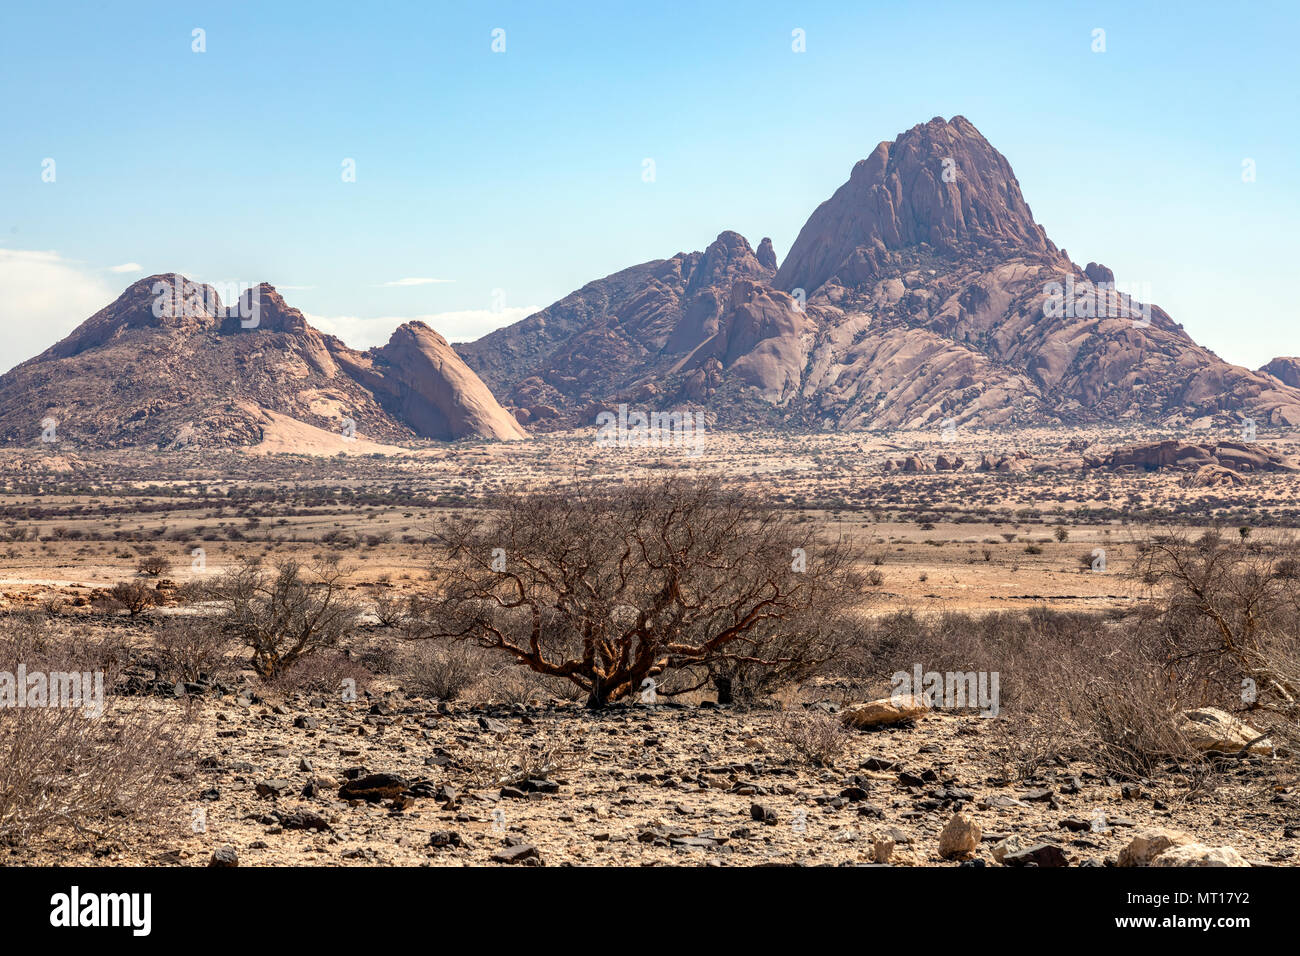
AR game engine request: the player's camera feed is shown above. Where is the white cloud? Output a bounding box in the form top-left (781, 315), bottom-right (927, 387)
top-left (379, 277), bottom-right (455, 287)
top-left (109, 262), bottom-right (142, 273)
top-left (0, 250), bottom-right (115, 373)
top-left (307, 306), bottom-right (541, 350)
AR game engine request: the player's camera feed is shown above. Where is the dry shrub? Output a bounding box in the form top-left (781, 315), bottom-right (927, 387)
top-left (987, 713), bottom-right (1073, 782)
top-left (462, 732), bottom-right (586, 788)
top-left (137, 555), bottom-right (171, 577)
top-left (110, 580), bottom-right (157, 616)
top-left (769, 709), bottom-right (851, 767)
top-left (211, 558), bottom-right (360, 679)
top-left (834, 606), bottom-right (1213, 781)
top-left (465, 662), bottom-right (553, 706)
top-left (401, 641), bottom-right (488, 700)
top-left (0, 619), bottom-right (189, 845)
top-left (268, 649), bottom-right (373, 697)
top-left (152, 620), bottom-right (234, 684)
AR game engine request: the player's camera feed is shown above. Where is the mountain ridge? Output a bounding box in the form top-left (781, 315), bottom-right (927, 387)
top-left (5, 115), bottom-right (1298, 449)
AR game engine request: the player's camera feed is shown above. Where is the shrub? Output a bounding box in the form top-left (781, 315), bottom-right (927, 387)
top-left (110, 580), bottom-right (157, 616)
top-left (0, 622), bottom-right (189, 845)
top-left (152, 621), bottom-right (233, 685)
top-left (137, 555), bottom-right (171, 577)
top-left (211, 558), bottom-right (360, 679)
top-left (769, 710), bottom-right (851, 767)
top-left (401, 641), bottom-right (486, 700)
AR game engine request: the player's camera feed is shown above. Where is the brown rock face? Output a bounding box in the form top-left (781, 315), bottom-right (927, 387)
top-left (456, 230), bottom-right (799, 427)
top-left (345, 322), bottom-right (527, 442)
top-left (774, 115), bottom-right (1058, 296)
top-left (1092, 440), bottom-right (1295, 473)
top-left (456, 115), bottom-right (1300, 433)
top-left (0, 277), bottom-right (523, 448)
top-left (1261, 357), bottom-right (1300, 388)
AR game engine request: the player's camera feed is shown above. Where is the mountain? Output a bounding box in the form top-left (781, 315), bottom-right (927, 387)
top-left (1261, 357), bottom-right (1300, 389)
top-left (455, 230), bottom-right (808, 428)
top-left (457, 116), bottom-right (1300, 432)
top-left (0, 276), bottom-right (525, 448)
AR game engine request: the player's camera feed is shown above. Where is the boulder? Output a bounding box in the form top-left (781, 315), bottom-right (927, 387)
top-left (1151, 844), bottom-right (1250, 867)
top-left (1118, 828), bottom-right (1194, 867)
top-left (841, 696), bottom-right (929, 729)
top-left (938, 811), bottom-right (981, 860)
top-left (1179, 707), bottom-right (1273, 755)
top-left (1001, 842), bottom-right (1069, 868)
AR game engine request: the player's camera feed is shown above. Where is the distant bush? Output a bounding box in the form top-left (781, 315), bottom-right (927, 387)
top-left (137, 555), bottom-right (171, 577)
top-left (211, 558), bottom-right (360, 679)
top-left (110, 580), bottom-right (157, 616)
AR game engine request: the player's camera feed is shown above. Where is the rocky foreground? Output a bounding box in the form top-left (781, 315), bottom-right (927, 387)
top-left (23, 688), bottom-right (1297, 867)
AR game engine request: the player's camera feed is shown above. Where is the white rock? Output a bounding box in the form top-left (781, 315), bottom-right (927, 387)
top-left (1179, 707), bottom-right (1273, 755)
top-left (1118, 828), bottom-right (1193, 867)
top-left (841, 695), bottom-right (929, 729)
top-left (1152, 843), bottom-right (1250, 867)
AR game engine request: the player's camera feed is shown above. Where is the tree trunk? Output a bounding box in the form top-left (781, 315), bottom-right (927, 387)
top-left (714, 675), bottom-right (734, 705)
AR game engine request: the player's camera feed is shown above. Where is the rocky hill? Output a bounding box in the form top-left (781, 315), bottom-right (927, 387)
top-left (0, 276), bottom-right (525, 449)
top-left (457, 116), bottom-right (1300, 433)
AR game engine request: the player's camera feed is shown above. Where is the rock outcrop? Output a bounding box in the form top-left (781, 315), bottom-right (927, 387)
top-left (1261, 356), bottom-right (1300, 388)
top-left (0, 276), bottom-right (524, 448)
top-left (457, 116), bottom-right (1300, 432)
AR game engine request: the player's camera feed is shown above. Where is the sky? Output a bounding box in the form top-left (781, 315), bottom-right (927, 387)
top-left (1, 0), bottom-right (1296, 374)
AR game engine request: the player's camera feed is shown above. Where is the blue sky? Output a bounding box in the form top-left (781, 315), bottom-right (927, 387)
top-left (1, 0), bottom-right (1296, 373)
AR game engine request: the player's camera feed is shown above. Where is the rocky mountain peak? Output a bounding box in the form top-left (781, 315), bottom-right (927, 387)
top-left (775, 115), bottom-right (1057, 295)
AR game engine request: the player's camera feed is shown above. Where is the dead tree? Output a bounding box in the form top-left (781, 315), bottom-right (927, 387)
top-left (411, 478), bottom-right (866, 708)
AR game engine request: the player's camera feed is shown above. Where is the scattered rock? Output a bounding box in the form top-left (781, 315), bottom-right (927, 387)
top-left (938, 811), bottom-right (981, 860)
top-left (1118, 828), bottom-right (1194, 867)
top-left (209, 847), bottom-right (239, 868)
top-left (338, 773), bottom-right (410, 803)
top-left (491, 843), bottom-right (540, 865)
top-left (1151, 844), bottom-right (1250, 867)
top-left (1001, 842), bottom-right (1069, 868)
top-left (841, 696), bottom-right (929, 729)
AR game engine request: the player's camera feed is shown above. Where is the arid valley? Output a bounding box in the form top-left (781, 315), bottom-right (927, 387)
top-left (4, 424), bottom-right (1298, 868)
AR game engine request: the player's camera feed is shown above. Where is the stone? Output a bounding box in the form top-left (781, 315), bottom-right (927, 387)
top-left (938, 811), bottom-right (981, 860)
top-left (1001, 842), bottom-right (1069, 868)
top-left (1179, 707), bottom-right (1273, 755)
top-left (338, 773), bottom-right (409, 802)
top-left (873, 838), bottom-right (896, 864)
top-left (276, 809), bottom-right (331, 832)
top-left (1151, 844), bottom-right (1249, 867)
top-left (255, 779), bottom-right (291, 799)
top-left (428, 830), bottom-right (464, 849)
top-left (841, 696), bottom-right (929, 729)
top-left (209, 846), bottom-right (238, 868)
top-left (491, 843), bottom-right (540, 864)
top-left (1118, 828), bottom-right (1194, 867)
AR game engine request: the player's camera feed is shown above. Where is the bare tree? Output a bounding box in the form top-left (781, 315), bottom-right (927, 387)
top-left (137, 555), bottom-right (171, 577)
top-left (211, 558), bottom-right (360, 679)
top-left (110, 580), bottom-right (157, 617)
top-left (410, 478), bottom-right (866, 708)
top-left (1133, 528), bottom-right (1300, 726)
